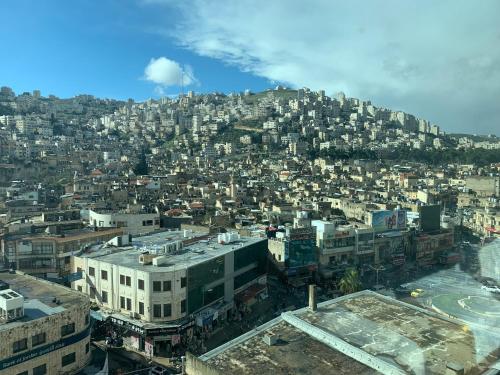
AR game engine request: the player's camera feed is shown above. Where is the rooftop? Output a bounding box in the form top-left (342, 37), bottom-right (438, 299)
top-left (80, 230), bottom-right (266, 272)
top-left (5, 227), bottom-right (123, 242)
top-left (202, 318), bottom-right (375, 375)
top-left (198, 291), bottom-right (500, 375)
top-left (0, 271), bottom-right (87, 332)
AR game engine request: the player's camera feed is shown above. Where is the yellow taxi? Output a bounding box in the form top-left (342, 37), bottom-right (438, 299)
top-left (411, 288), bottom-right (424, 298)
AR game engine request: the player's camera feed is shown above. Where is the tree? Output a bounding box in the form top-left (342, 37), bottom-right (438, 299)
top-left (339, 268), bottom-right (362, 295)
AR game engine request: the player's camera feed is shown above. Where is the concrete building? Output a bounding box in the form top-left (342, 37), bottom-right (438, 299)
top-left (72, 230), bottom-right (267, 357)
top-left (0, 272), bottom-right (91, 375)
top-left (268, 224), bottom-right (317, 286)
top-left (88, 208), bottom-right (160, 235)
top-left (1, 227), bottom-right (123, 277)
top-left (186, 290), bottom-right (500, 374)
top-left (465, 176), bottom-right (499, 197)
top-left (313, 220), bottom-right (355, 279)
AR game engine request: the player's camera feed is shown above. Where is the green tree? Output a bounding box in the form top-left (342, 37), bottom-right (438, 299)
top-left (339, 268), bottom-right (362, 295)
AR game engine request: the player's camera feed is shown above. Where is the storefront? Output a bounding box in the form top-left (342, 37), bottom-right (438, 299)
top-left (108, 314), bottom-right (195, 357)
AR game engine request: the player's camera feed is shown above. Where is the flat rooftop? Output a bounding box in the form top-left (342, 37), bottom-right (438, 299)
top-left (5, 227), bottom-right (122, 242)
top-left (199, 291), bottom-right (500, 375)
top-left (80, 230), bottom-right (266, 272)
top-left (0, 271), bottom-right (87, 332)
top-left (202, 318), bottom-right (375, 375)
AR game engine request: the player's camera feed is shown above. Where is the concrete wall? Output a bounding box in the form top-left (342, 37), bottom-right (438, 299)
top-left (88, 210), bottom-right (160, 235)
top-left (185, 352), bottom-right (221, 375)
top-left (0, 299), bottom-right (90, 375)
top-left (465, 176), bottom-right (499, 197)
top-left (73, 256), bottom-right (188, 322)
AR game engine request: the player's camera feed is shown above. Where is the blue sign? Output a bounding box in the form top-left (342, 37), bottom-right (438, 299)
top-left (0, 324), bottom-right (91, 370)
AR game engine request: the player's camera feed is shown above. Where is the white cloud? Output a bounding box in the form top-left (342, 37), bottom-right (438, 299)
top-left (144, 0), bottom-right (500, 134)
top-left (144, 57), bottom-right (197, 87)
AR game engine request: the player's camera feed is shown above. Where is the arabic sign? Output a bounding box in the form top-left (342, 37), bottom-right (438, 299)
top-left (1, 325), bottom-right (90, 370)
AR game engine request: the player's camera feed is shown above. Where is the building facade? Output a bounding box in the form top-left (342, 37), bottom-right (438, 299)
top-left (0, 272), bottom-right (91, 375)
top-left (88, 209), bottom-right (160, 235)
top-left (71, 231), bottom-right (267, 357)
top-left (1, 227), bottom-right (123, 277)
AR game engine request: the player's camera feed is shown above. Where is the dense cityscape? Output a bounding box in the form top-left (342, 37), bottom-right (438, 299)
top-left (0, 84), bottom-right (499, 374)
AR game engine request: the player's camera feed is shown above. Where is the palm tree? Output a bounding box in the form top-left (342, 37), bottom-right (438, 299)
top-left (339, 268), bottom-right (362, 295)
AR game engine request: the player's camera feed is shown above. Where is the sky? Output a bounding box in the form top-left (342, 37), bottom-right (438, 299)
top-left (0, 0), bottom-right (499, 135)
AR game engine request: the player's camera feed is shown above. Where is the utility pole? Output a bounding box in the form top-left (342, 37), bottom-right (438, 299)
top-left (369, 264), bottom-right (385, 286)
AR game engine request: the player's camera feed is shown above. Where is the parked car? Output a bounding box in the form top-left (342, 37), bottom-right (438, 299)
top-left (151, 366), bottom-right (169, 375)
top-left (481, 285), bottom-right (500, 293)
top-left (411, 288), bottom-right (424, 297)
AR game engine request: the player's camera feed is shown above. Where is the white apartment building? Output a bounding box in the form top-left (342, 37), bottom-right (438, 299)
top-left (72, 231), bottom-right (267, 357)
top-left (88, 209), bottom-right (160, 235)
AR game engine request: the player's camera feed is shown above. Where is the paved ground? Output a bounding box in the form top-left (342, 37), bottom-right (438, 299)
top-left (478, 239), bottom-right (500, 281)
top-left (401, 265), bottom-right (500, 328)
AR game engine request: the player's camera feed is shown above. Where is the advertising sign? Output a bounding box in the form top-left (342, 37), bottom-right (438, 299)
top-left (370, 210), bottom-right (407, 232)
top-left (1, 325), bottom-right (90, 370)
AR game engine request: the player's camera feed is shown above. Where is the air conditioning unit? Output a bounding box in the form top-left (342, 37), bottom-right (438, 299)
top-left (139, 254), bottom-right (156, 265)
top-left (263, 334), bottom-right (278, 346)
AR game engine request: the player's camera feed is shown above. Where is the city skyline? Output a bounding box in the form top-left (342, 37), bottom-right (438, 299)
top-left (1, 1), bottom-right (500, 134)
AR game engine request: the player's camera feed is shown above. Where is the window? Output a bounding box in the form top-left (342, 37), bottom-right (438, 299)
top-left (88, 267), bottom-right (95, 276)
top-left (102, 291), bottom-right (108, 303)
top-left (139, 302), bottom-right (144, 315)
top-left (126, 298), bottom-right (131, 310)
top-left (153, 281), bottom-right (161, 292)
top-left (181, 299), bottom-right (186, 313)
top-left (77, 285), bottom-right (82, 292)
top-left (153, 304), bottom-right (162, 317)
top-left (181, 277), bottom-right (187, 288)
top-left (138, 279), bottom-right (144, 290)
top-left (126, 276), bottom-right (131, 286)
top-left (17, 371), bottom-right (28, 375)
top-left (32, 332), bottom-right (46, 347)
top-left (120, 296), bottom-right (125, 309)
top-left (120, 275), bottom-right (125, 285)
top-left (101, 270), bottom-right (108, 280)
top-left (33, 364), bottom-right (47, 375)
top-left (85, 313), bottom-right (90, 325)
top-left (61, 323), bottom-right (75, 336)
top-left (61, 352), bottom-right (76, 367)
top-left (163, 303), bottom-right (171, 317)
top-left (85, 342), bottom-right (90, 354)
top-left (163, 280), bottom-right (171, 291)
top-left (90, 288), bottom-right (96, 299)
top-left (13, 338), bottom-right (27, 353)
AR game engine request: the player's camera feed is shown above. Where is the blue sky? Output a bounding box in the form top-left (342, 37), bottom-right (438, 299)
top-left (1, 0), bottom-right (499, 134)
top-left (0, 0), bottom-right (271, 100)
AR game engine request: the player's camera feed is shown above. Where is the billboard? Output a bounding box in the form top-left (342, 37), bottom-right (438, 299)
top-left (369, 210), bottom-right (407, 232)
top-left (419, 204), bottom-right (441, 233)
